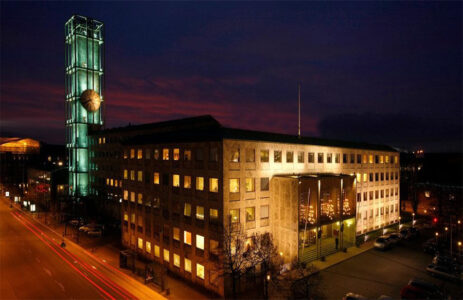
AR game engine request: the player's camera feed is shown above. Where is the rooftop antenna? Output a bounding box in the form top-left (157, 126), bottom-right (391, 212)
top-left (298, 81), bottom-right (301, 139)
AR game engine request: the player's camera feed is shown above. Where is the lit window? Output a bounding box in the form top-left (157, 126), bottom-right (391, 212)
top-left (123, 169), bottom-right (128, 179)
top-left (196, 177), bottom-right (204, 191)
top-left (173, 227), bottom-right (180, 241)
top-left (173, 174), bottom-right (180, 187)
top-left (130, 192), bottom-right (135, 202)
top-left (210, 208), bottom-right (218, 220)
top-left (184, 203), bottom-right (191, 217)
top-left (146, 241), bottom-right (151, 253)
top-left (196, 234), bottom-right (204, 250)
top-left (184, 258), bottom-right (191, 273)
top-left (162, 149), bottom-right (169, 160)
top-left (138, 238), bottom-right (143, 249)
top-left (245, 178), bottom-right (255, 192)
top-left (246, 207), bottom-right (255, 222)
top-left (154, 245), bottom-right (160, 257)
top-left (131, 213), bottom-right (135, 223)
top-left (123, 150), bottom-right (128, 159)
top-left (380, 155), bottom-right (384, 164)
top-left (196, 263), bottom-right (205, 279)
top-left (130, 170), bottom-right (135, 181)
top-left (171, 148), bottom-right (179, 161)
top-left (246, 149), bottom-right (255, 162)
top-left (184, 176), bottom-right (191, 189)
top-left (274, 151), bottom-right (282, 163)
top-left (230, 179), bottom-right (240, 193)
top-left (362, 154), bottom-right (367, 164)
top-left (106, 178), bottom-right (109, 185)
top-left (123, 190), bottom-right (128, 200)
top-left (209, 178), bottom-right (218, 192)
top-left (394, 156), bottom-right (398, 164)
top-left (260, 205), bottom-right (269, 219)
top-left (363, 173), bottom-right (368, 182)
top-left (137, 149), bottom-right (142, 159)
top-left (184, 150), bottom-right (192, 161)
top-left (260, 150), bottom-right (269, 162)
top-left (137, 171), bottom-right (143, 182)
top-left (184, 231), bottom-right (192, 245)
top-left (231, 149), bottom-right (240, 162)
top-left (130, 149), bottom-right (135, 159)
top-left (260, 178), bottom-right (269, 191)
top-left (163, 249), bottom-right (170, 262)
top-left (369, 154), bottom-right (374, 164)
top-left (137, 193), bottom-right (143, 204)
top-left (356, 173), bottom-right (361, 182)
top-left (153, 172), bottom-right (160, 184)
top-left (230, 209), bottom-right (240, 223)
top-left (123, 213), bottom-right (128, 221)
top-left (196, 206), bottom-right (204, 220)
top-left (154, 149), bottom-right (160, 160)
top-left (173, 253), bottom-right (180, 267)
top-left (385, 155), bottom-right (390, 163)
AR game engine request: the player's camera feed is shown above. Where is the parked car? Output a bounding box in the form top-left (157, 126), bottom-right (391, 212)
top-left (342, 292), bottom-right (368, 300)
top-left (386, 232), bottom-right (401, 245)
top-left (374, 236), bottom-right (393, 250)
top-left (400, 278), bottom-right (444, 299)
top-left (87, 229), bottom-right (103, 237)
top-left (426, 263), bottom-right (463, 282)
top-left (399, 228), bottom-right (410, 239)
top-left (422, 239), bottom-right (440, 254)
top-left (79, 223), bottom-right (103, 233)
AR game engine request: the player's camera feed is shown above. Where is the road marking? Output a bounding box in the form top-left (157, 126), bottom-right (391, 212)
top-left (92, 265), bottom-right (97, 270)
top-left (55, 280), bottom-right (65, 292)
top-left (43, 267), bottom-right (52, 277)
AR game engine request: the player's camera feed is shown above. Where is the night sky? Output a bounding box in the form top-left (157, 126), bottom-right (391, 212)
top-left (1, 2), bottom-right (461, 152)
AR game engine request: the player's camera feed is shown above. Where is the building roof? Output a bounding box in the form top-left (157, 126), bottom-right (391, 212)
top-left (112, 115), bottom-right (396, 152)
top-left (0, 137), bottom-right (40, 154)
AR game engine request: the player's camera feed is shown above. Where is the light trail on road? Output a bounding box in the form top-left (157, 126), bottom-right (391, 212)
top-left (13, 211), bottom-right (136, 300)
top-left (11, 211), bottom-right (138, 300)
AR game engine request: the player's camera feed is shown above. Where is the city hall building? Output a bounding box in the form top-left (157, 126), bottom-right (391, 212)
top-left (88, 116), bottom-right (400, 296)
top-left (65, 15), bottom-right (400, 296)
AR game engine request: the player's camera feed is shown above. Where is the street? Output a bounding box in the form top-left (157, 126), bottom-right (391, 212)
top-left (318, 232), bottom-right (463, 299)
top-left (0, 199), bottom-right (165, 300)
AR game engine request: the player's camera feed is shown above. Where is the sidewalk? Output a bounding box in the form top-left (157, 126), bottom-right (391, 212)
top-left (310, 241), bottom-right (375, 272)
top-left (17, 204), bottom-right (212, 300)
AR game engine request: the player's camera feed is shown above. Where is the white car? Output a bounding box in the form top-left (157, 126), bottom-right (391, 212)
top-left (374, 236), bottom-right (393, 250)
top-left (385, 232), bottom-right (401, 245)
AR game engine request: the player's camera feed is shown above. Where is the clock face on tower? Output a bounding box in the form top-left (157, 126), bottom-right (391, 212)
top-left (80, 89), bottom-right (101, 112)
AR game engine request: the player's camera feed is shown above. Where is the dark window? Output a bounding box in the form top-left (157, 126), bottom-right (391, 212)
top-left (209, 147), bottom-right (218, 162)
top-left (308, 152), bottom-right (315, 163)
top-left (342, 154), bottom-right (347, 163)
top-left (162, 174), bottom-right (169, 186)
top-left (260, 178), bottom-right (269, 191)
top-left (317, 153), bottom-right (324, 163)
top-left (357, 154), bottom-right (362, 164)
top-left (350, 154), bottom-right (355, 164)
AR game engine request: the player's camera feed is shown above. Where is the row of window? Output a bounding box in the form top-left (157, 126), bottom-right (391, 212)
top-left (357, 204), bottom-right (399, 220)
top-left (123, 147), bottom-right (399, 166)
top-left (356, 188), bottom-right (399, 202)
top-left (230, 149), bottom-right (398, 165)
top-left (355, 171), bottom-right (399, 183)
top-left (124, 148), bottom-right (218, 162)
top-left (135, 237), bottom-right (206, 280)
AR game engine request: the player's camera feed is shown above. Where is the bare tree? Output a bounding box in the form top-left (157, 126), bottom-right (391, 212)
top-left (270, 260), bottom-right (323, 300)
top-left (218, 222), bottom-right (253, 298)
top-left (251, 232), bottom-right (280, 298)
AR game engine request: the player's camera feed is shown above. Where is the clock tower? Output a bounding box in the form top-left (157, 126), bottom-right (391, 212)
top-left (65, 15), bottom-right (104, 198)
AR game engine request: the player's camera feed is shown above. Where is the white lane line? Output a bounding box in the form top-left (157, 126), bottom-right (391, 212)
top-left (43, 267), bottom-right (52, 277)
top-left (54, 280), bottom-right (65, 292)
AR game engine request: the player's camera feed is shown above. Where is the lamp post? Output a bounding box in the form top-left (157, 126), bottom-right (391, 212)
top-left (398, 216), bottom-right (402, 230)
top-left (435, 232), bottom-right (439, 244)
top-left (458, 241), bottom-right (462, 258)
top-left (412, 213), bottom-right (415, 228)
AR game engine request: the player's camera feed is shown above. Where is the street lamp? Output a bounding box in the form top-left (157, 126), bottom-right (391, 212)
top-left (412, 213), bottom-right (415, 227)
top-left (458, 241), bottom-right (462, 257)
top-left (399, 216), bottom-right (402, 229)
top-left (435, 232), bottom-right (439, 243)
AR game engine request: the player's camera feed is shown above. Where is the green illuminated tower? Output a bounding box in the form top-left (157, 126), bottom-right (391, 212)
top-left (65, 15), bottom-right (104, 198)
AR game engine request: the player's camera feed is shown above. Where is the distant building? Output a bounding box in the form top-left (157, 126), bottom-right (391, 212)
top-left (88, 115), bottom-right (400, 296)
top-left (0, 137), bottom-right (40, 198)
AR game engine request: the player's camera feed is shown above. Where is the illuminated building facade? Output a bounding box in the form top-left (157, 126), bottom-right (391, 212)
top-left (88, 115), bottom-right (400, 296)
top-left (65, 15), bottom-right (104, 198)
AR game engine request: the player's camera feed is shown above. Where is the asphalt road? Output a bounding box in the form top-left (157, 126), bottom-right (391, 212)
top-left (318, 233), bottom-right (463, 299)
top-left (0, 199), bottom-right (165, 300)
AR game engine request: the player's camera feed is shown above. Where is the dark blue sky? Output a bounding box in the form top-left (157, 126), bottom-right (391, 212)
top-left (1, 1), bottom-right (461, 151)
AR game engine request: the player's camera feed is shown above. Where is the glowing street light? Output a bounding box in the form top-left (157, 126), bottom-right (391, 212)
top-left (435, 232), bottom-right (439, 243)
